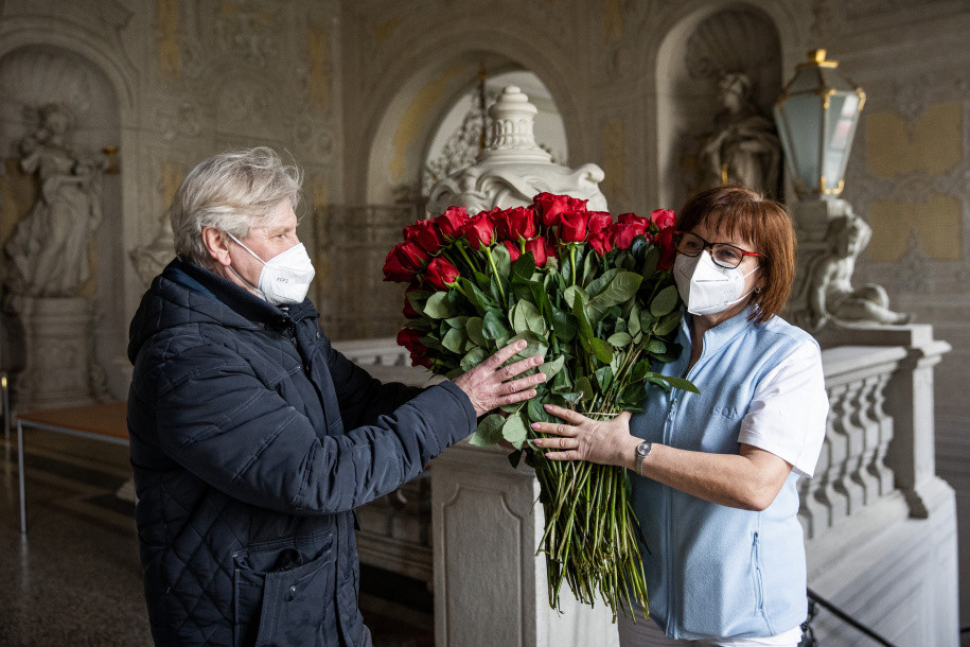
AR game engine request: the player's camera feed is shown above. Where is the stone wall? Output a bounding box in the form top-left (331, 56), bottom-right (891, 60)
top-left (0, 0), bottom-right (344, 398)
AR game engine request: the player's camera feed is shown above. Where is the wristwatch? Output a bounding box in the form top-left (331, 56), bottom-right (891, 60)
top-left (634, 440), bottom-right (653, 477)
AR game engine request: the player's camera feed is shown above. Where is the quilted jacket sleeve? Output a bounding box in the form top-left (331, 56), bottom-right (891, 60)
top-left (152, 342), bottom-right (475, 515)
top-left (321, 339), bottom-right (424, 429)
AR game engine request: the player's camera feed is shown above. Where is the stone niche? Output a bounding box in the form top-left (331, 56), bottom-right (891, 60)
top-left (655, 5), bottom-right (782, 210)
top-left (0, 45), bottom-right (124, 407)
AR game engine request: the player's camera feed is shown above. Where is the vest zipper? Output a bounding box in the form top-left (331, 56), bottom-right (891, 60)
top-left (666, 328), bottom-right (704, 638)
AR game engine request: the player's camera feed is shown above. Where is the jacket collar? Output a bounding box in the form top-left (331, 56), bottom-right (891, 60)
top-left (166, 257), bottom-right (318, 329)
top-left (680, 302), bottom-right (758, 359)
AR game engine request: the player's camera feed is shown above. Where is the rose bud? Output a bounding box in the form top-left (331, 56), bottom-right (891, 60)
top-left (589, 231), bottom-right (613, 257)
top-left (650, 208), bottom-right (676, 231)
top-left (410, 351), bottom-right (433, 369)
top-left (609, 223), bottom-right (638, 250)
top-left (587, 211), bottom-right (613, 235)
top-left (525, 236), bottom-right (551, 267)
top-left (618, 213), bottom-right (650, 236)
top-left (423, 257), bottom-right (461, 291)
top-left (383, 242), bottom-right (429, 283)
top-left (560, 209), bottom-right (590, 242)
top-left (405, 219), bottom-right (444, 255)
top-left (397, 327), bottom-right (424, 352)
top-left (463, 212), bottom-right (495, 249)
top-left (503, 240), bottom-right (521, 262)
top-left (506, 206), bottom-right (537, 240)
top-left (403, 295), bottom-right (419, 319)
top-left (656, 227), bottom-right (677, 271)
top-left (533, 192), bottom-right (588, 227)
top-left (434, 206), bottom-right (469, 240)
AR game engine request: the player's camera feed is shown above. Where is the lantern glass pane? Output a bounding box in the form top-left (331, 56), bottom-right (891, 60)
top-left (823, 93), bottom-right (860, 190)
top-left (778, 93), bottom-right (822, 193)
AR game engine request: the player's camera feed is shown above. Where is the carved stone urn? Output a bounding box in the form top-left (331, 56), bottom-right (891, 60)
top-left (427, 85), bottom-right (608, 215)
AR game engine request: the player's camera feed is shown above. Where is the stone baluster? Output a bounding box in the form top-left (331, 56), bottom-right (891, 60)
top-left (832, 380), bottom-right (868, 515)
top-left (818, 382), bottom-right (850, 526)
top-left (867, 371), bottom-right (895, 497)
top-left (851, 375), bottom-right (885, 505)
top-left (799, 434), bottom-right (833, 539)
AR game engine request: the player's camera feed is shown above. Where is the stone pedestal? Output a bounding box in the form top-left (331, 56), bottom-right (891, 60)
top-left (432, 441), bottom-right (620, 647)
top-left (11, 296), bottom-right (102, 411)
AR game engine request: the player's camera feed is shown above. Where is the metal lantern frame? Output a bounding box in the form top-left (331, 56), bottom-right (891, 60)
top-left (774, 49), bottom-right (866, 198)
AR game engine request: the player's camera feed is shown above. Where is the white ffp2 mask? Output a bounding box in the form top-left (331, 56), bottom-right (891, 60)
top-left (228, 234), bottom-right (316, 306)
top-left (673, 251), bottom-right (759, 316)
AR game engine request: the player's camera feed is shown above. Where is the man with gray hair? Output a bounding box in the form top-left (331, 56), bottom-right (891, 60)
top-left (127, 147), bottom-right (545, 646)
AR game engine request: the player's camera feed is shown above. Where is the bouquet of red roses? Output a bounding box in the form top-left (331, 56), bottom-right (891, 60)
top-left (384, 193), bottom-right (696, 620)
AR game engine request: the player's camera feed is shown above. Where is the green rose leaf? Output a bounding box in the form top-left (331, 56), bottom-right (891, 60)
top-left (442, 328), bottom-right (466, 354)
top-left (502, 413), bottom-right (529, 449)
top-left (512, 299), bottom-right (548, 336)
top-left (585, 268), bottom-right (621, 298)
top-left (660, 376), bottom-right (700, 394)
top-left (445, 316), bottom-right (468, 329)
top-left (564, 285), bottom-right (590, 310)
top-left (588, 271), bottom-right (643, 317)
top-left (589, 337), bottom-right (614, 364)
top-left (539, 355), bottom-right (565, 380)
top-left (491, 244), bottom-right (512, 278)
top-left (466, 317), bottom-right (488, 347)
top-left (575, 376), bottom-right (594, 403)
top-left (469, 413), bottom-right (506, 447)
top-left (595, 366), bottom-right (614, 393)
top-left (641, 245), bottom-right (660, 278)
top-left (653, 311), bottom-right (682, 336)
top-left (482, 310), bottom-right (510, 340)
top-left (639, 310), bottom-right (658, 331)
top-left (508, 449), bottom-right (524, 469)
top-left (424, 292), bottom-right (455, 319)
top-left (507, 330), bottom-right (549, 363)
top-left (650, 285), bottom-right (679, 318)
top-left (607, 332), bottom-right (633, 347)
top-left (550, 304), bottom-right (578, 343)
top-left (646, 339), bottom-right (667, 354)
top-left (511, 252), bottom-right (536, 283)
top-left (460, 347), bottom-right (488, 372)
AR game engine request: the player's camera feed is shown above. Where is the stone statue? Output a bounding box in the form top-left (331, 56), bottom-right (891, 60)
top-left (797, 201), bottom-right (911, 331)
top-left (700, 72), bottom-right (781, 195)
top-left (3, 104), bottom-right (106, 297)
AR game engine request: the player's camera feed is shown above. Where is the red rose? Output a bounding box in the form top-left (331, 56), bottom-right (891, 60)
top-left (463, 212), bottom-right (495, 249)
top-left (589, 231), bottom-right (613, 257)
top-left (609, 223), bottom-right (638, 250)
top-left (383, 242), bottom-right (429, 283)
top-left (533, 192), bottom-right (588, 227)
top-left (506, 206), bottom-right (537, 240)
top-left (560, 210), bottom-right (590, 242)
top-left (488, 208), bottom-right (512, 242)
top-left (618, 213), bottom-right (650, 236)
top-left (423, 257), bottom-right (460, 291)
top-left (403, 296), bottom-right (419, 319)
top-left (404, 219), bottom-right (444, 255)
top-left (525, 236), bottom-right (552, 267)
top-left (434, 206), bottom-right (469, 241)
top-left (503, 240), bottom-right (521, 262)
top-left (410, 351), bottom-right (433, 369)
top-left (587, 211), bottom-right (613, 234)
top-left (656, 227), bottom-right (676, 271)
top-left (650, 208), bottom-right (676, 231)
top-left (397, 328), bottom-right (424, 352)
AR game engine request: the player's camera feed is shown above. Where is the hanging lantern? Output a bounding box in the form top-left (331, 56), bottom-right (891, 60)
top-left (774, 49), bottom-right (866, 198)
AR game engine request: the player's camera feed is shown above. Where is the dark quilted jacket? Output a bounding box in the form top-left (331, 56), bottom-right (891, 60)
top-left (127, 258), bottom-right (475, 646)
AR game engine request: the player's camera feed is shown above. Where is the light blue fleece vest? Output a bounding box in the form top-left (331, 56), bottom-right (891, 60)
top-left (629, 304), bottom-right (816, 640)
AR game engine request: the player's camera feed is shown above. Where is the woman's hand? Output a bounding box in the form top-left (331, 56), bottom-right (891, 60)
top-left (452, 340), bottom-right (546, 417)
top-left (531, 404), bottom-right (640, 469)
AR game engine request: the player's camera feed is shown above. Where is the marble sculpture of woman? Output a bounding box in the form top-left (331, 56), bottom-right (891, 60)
top-left (4, 103), bottom-right (105, 298)
top-left (700, 72), bottom-right (782, 196)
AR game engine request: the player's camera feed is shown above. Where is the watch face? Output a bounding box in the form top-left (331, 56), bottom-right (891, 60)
top-left (637, 442), bottom-right (650, 456)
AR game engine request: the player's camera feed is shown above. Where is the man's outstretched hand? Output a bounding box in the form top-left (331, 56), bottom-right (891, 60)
top-left (452, 340), bottom-right (546, 417)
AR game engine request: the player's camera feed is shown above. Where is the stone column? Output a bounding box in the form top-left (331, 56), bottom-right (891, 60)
top-left (432, 441), bottom-right (620, 647)
top-left (11, 296), bottom-right (104, 411)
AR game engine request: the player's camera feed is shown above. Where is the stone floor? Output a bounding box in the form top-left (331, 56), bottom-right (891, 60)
top-left (0, 426), bottom-right (433, 646)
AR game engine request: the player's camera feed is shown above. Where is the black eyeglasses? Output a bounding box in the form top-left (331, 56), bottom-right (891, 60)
top-left (674, 230), bottom-right (761, 269)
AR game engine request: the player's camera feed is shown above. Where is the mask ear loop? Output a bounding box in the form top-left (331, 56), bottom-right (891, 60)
top-left (225, 233), bottom-right (269, 301)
